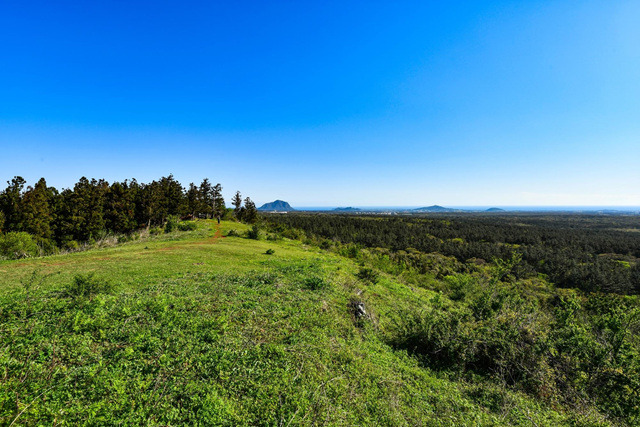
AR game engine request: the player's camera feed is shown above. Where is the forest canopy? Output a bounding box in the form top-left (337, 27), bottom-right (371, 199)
top-left (264, 213), bottom-right (640, 295)
top-left (0, 175), bottom-right (257, 256)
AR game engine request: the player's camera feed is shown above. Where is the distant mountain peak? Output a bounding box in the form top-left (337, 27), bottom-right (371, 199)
top-left (258, 200), bottom-right (295, 212)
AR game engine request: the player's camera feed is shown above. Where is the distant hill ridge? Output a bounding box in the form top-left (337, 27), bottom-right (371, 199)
top-left (258, 200), bottom-right (295, 212)
top-left (334, 207), bottom-right (361, 212)
top-left (413, 205), bottom-right (460, 213)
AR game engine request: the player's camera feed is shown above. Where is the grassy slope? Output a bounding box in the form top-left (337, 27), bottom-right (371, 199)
top-left (1, 221), bottom-right (576, 425)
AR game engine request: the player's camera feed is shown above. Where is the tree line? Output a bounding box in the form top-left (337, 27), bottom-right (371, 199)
top-left (0, 175), bottom-right (258, 250)
top-left (264, 213), bottom-right (640, 295)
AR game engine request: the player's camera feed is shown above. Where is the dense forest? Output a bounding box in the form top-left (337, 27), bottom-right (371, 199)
top-left (264, 213), bottom-right (640, 295)
top-left (0, 175), bottom-right (258, 257)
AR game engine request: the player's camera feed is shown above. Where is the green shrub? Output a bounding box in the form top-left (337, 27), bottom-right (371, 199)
top-left (339, 244), bottom-right (361, 259)
top-left (391, 291), bottom-right (550, 385)
top-left (149, 226), bottom-right (163, 235)
top-left (356, 267), bottom-right (379, 285)
top-left (34, 237), bottom-right (58, 256)
top-left (443, 274), bottom-right (476, 301)
top-left (319, 239), bottom-right (332, 250)
top-left (0, 232), bottom-right (40, 259)
top-left (226, 229), bottom-right (239, 237)
top-left (265, 248), bottom-right (275, 255)
top-left (64, 240), bottom-right (80, 250)
top-left (390, 296), bottom-right (475, 370)
top-left (165, 216), bottom-right (179, 233)
top-left (247, 224), bottom-right (260, 240)
top-left (178, 221), bottom-right (197, 231)
top-left (281, 228), bottom-right (303, 240)
top-left (118, 234), bottom-right (134, 244)
top-left (62, 273), bottom-right (112, 299)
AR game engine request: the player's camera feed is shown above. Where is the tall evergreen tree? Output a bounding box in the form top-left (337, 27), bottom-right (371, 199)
top-left (104, 181), bottom-right (137, 233)
top-left (51, 188), bottom-right (75, 245)
top-left (160, 175), bottom-right (185, 222)
top-left (0, 176), bottom-right (26, 231)
top-left (143, 175), bottom-right (185, 224)
top-left (185, 183), bottom-right (200, 217)
top-left (212, 183), bottom-right (225, 220)
top-left (198, 178), bottom-right (213, 218)
top-left (72, 177), bottom-right (108, 241)
top-left (18, 178), bottom-right (54, 239)
top-left (243, 197), bottom-right (258, 223)
top-left (232, 191), bottom-right (242, 220)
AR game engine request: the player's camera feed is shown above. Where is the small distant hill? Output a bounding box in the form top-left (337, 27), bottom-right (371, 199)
top-left (485, 207), bottom-right (505, 212)
top-left (334, 207), bottom-right (361, 212)
top-left (413, 205), bottom-right (459, 213)
top-left (258, 200), bottom-right (295, 212)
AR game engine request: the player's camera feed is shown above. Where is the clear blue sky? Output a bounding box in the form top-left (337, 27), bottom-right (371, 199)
top-left (1, 0), bottom-right (639, 207)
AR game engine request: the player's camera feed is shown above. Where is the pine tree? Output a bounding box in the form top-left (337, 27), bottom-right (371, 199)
top-left (19, 178), bottom-right (54, 239)
top-left (243, 197), bottom-right (258, 223)
top-left (159, 175), bottom-right (185, 221)
top-left (143, 175), bottom-right (185, 225)
top-left (184, 183), bottom-right (199, 217)
top-left (72, 177), bottom-right (108, 241)
top-left (212, 183), bottom-right (225, 220)
top-left (232, 191), bottom-right (242, 220)
top-left (198, 178), bottom-right (213, 218)
top-left (52, 188), bottom-right (76, 245)
top-left (104, 181), bottom-right (137, 233)
top-left (0, 176), bottom-right (26, 232)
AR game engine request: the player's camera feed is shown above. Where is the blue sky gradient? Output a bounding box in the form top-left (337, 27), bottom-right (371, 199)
top-left (1, 1), bottom-right (639, 206)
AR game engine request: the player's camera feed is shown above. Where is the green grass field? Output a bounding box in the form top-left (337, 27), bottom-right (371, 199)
top-left (0, 220), bottom-right (588, 425)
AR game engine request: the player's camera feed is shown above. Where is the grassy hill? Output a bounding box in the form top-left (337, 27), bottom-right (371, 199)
top-left (0, 220), bottom-right (598, 425)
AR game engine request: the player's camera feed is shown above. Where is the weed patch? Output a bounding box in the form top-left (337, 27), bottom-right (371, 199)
top-left (61, 273), bottom-right (112, 299)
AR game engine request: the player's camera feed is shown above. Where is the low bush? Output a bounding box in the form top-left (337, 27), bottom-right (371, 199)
top-left (117, 233), bottom-right (135, 244)
top-left (61, 273), bottom-right (112, 299)
top-left (339, 244), bottom-right (361, 259)
top-left (319, 239), bottom-right (332, 250)
top-left (390, 289), bottom-right (640, 423)
top-left (164, 216), bottom-right (179, 233)
top-left (356, 267), bottom-right (379, 285)
top-left (247, 224), bottom-right (260, 240)
top-left (0, 232), bottom-right (40, 259)
top-left (64, 240), bottom-right (80, 251)
top-left (443, 274), bottom-right (476, 301)
top-left (178, 221), bottom-right (197, 231)
top-left (35, 237), bottom-right (58, 256)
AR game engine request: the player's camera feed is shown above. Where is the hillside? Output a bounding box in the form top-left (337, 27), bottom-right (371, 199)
top-left (258, 200), bottom-right (295, 212)
top-left (0, 220), bottom-right (580, 425)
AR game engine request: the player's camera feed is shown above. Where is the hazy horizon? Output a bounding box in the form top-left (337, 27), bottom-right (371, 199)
top-left (281, 204), bottom-right (640, 212)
